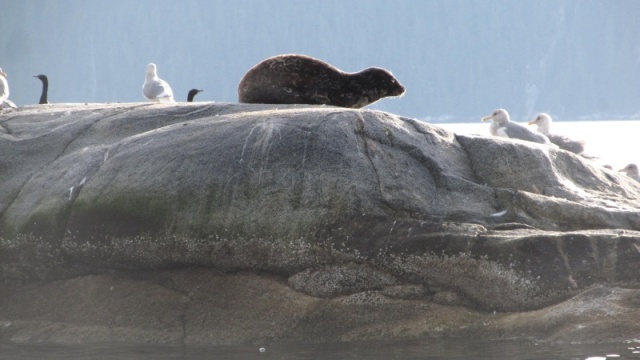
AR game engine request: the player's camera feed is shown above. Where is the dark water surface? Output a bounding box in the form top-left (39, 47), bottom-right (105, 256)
top-left (2, 338), bottom-right (639, 360)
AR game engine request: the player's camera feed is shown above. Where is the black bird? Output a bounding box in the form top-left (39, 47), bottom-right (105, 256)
top-left (187, 88), bottom-right (203, 102)
top-left (34, 74), bottom-right (49, 104)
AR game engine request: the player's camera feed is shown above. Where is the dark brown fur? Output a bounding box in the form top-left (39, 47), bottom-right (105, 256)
top-left (238, 54), bottom-right (405, 108)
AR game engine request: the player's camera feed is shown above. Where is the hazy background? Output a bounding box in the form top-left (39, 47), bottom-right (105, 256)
top-left (1, 0), bottom-right (639, 122)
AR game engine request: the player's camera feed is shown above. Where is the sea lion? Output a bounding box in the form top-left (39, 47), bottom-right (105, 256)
top-left (238, 54), bottom-right (405, 108)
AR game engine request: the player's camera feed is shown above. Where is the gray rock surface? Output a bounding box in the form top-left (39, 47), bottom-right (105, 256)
top-left (1, 103), bottom-right (639, 345)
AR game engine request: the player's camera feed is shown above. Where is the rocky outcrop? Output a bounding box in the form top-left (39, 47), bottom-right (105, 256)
top-left (0, 103), bottom-right (639, 345)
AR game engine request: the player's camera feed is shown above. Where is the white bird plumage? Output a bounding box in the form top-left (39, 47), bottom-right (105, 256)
top-left (142, 63), bottom-right (174, 102)
top-left (0, 67), bottom-right (10, 104)
top-left (481, 108), bottom-right (550, 144)
top-left (528, 113), bottom-right (586, 154)
top-left (619, 163), bottom-right (640, 182)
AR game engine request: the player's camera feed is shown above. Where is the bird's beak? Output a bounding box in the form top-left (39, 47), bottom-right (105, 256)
top-left (0, 70), bottom-right (7, 77)
top-left (481, 115), bottom-right (492, 122)
top-left (527, 120), bottom-right (535, 125)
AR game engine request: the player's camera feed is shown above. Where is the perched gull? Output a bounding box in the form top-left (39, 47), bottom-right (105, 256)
top-left (142, 63), bottom-right (174, 102)
top-left (0, 68), bottom-right (16, 109)
top-left (187, 89), bottom-right (203, 102)
top-left (34, 74), bottom-right (49, 104)
top-left (481, 109), bottom-right (550, 144)
top-left (619, 164), bottom-right (640, 182)
top-left (528, 113), bottom-right (586, 154)
top-left (0, 67), bottom-right (9, 104)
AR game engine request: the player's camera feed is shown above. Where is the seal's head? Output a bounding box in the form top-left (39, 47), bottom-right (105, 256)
top-left (359, 67), bottom-right (405, 98)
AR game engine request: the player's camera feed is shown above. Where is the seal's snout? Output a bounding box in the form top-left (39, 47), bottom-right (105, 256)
top-left (392, 81), bottom-right (406, 96)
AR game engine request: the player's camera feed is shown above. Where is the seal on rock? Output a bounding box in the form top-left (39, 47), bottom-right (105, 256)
top-left (237, 54), bottom-right (405, 108)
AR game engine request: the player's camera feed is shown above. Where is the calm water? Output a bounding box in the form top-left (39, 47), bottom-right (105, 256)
top-left (2, 338), bottom-right (639, 360)
top-left (437, 120), bottom-right (640, 171)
